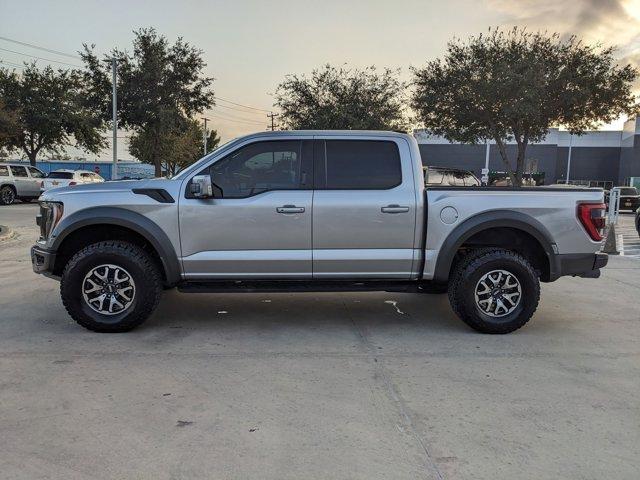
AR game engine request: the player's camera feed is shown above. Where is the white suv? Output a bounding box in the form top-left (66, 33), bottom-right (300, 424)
top-left (42, 169), bottom-right (104, 192)
top-left (0, 163), bottom-right (46, 205)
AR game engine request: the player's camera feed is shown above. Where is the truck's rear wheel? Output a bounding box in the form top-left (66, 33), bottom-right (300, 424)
top-left (60, 241), bottom-right (162, 332)
top-left (448, 249), bottom-right (540, 334)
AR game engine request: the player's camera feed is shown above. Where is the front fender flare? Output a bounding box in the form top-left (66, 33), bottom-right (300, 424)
top-left (51, 207), bottom-right (181, 284)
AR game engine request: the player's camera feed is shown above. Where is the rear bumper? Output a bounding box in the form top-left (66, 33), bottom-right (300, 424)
top-left (31, 244), bottom-right (58, 278)
top-left (549, 252), bottom-right (608, 281)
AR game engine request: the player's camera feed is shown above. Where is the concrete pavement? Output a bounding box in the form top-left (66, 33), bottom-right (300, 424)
top-left (1, 203), bottom-right (639, 479)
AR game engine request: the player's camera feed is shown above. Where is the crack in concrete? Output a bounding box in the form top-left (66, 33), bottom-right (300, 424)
top-left (343, 299), bottom-right (445, 480)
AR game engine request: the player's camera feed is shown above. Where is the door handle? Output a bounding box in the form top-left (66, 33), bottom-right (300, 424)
top-left (381, 204), bottom-right (410, 214)
top-left (277, 205), bottom-right (305, 214)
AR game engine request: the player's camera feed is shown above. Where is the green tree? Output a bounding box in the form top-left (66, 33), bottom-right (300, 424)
top-left (275, 64), bottom-right (408, 131)
top-left (81, 28), bottom-right (215, 177)
top-left (411, 28), bottom-right (639, 186)
top-left (129, 118), bottom-right (218, 176)
top-left (0, 64), bottom-right (105, 166)
top-left (205, 127), bottom-right (221, 154)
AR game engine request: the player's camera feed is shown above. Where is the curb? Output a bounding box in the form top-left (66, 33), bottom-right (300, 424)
top-left (0, 225), bottom-right (15, 241)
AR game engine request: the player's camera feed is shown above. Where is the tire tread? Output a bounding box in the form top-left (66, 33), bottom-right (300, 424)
top-left (60, 240), bottom-right (162, 332)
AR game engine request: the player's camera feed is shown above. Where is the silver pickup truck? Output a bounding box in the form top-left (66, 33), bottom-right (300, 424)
top-left (31, 131), bottom-right (608, 334)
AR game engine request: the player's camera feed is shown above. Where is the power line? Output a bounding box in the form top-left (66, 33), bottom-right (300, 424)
top-left (214, 96), bottom-right (272, 113)
top-left (0, 35), bottom-right (277, 124)
top-left (214, 103), bottom-right (266, 116)
top-left (0, 35), bottom-right (81, 60)
top-left (0, 47), bottom-right (84, 69)
top-left (208, 113), bottom-right (266, 126)
top-left (0, 60), bottom-right (24, 68)
top-left (208, 106), bottom-right (270, 123)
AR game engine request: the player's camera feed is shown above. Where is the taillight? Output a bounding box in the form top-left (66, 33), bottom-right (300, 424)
top-left (578, 203), bottom-right (606, 241)
top-left (69, 181), bottom-right (77, 186)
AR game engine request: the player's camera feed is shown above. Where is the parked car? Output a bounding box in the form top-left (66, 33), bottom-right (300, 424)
top-left (423, 166), bottom-right (480, 186)
top-left (635, 207), bottom-right (640, 237)
top-left (42, 169), bottom-right (104, 191)
top-left (605, 186), bottom-right (640, 212)
top-left (0, 163), bottom-right (46, 205)
top-left (32, 131), bottom-right (607, 334)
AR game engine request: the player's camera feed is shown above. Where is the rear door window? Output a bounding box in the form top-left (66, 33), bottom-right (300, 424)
top-left (9, 166), bottom-right (28, 178)
top-left (0, 165), bottom-right (8, 177)
top-left (322, 140), bottom-right (401, 189)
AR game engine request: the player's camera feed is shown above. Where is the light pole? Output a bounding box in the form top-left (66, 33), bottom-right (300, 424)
top-left (111, 58), bottom-right (118, 180)
top-left (482, 140), bottom-right (491, 185)
top-left (566, 134), bottom-right (573, 184)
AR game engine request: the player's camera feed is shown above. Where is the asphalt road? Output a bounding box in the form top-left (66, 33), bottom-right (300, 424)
top-left (1, 203), bottom-right (639, 480)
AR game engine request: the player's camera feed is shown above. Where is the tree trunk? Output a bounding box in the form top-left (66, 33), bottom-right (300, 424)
top-left (26, 150), bottom-right (37, 167)
top-left (493, 136), bottom-right (519, 187)
top-left (515, 138), bottom-right (528, 187)
top-left (154, 159), bottom-right (162, 177)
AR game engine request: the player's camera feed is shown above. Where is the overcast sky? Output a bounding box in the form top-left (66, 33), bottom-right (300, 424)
top-left (1, 0), bottom-right (639, 159)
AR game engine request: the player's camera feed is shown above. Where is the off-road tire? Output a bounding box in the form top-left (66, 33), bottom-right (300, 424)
top-left (61, 241), bottom-right (162, 332)
top-left (448, 248), bottom-right (540, 334)
top-left (0, 185), bottom-right (16, 205)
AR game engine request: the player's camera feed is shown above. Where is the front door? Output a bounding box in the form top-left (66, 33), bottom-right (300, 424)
top-left (179, 139), bottom-right (313, 279)
top-left (312, 138), bottom-right (417, 279)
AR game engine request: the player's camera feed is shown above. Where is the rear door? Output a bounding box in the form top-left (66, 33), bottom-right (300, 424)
top-left (312, 138), bottom-right (417, 278)
top-left (27, 167), bottom-right (45, 194)
top-left (9, 166), bottom-right (32, 196)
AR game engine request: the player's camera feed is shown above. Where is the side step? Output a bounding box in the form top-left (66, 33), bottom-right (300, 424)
top-left (178, 280), bottom-right (423, 294)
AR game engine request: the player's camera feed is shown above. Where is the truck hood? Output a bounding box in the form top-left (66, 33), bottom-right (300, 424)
top-left (39, 177), bottom-right (178, 201)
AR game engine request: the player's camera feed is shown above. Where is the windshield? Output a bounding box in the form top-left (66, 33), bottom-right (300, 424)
top-left (620, 187), bottom-right (638, 196)
top-left (47, 172), bottom-right (74, 179)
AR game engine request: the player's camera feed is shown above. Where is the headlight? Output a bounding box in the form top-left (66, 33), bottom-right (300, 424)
top-left (37, 202), bottom-right (64, 241)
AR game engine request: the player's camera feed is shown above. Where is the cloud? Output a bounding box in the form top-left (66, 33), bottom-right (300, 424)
top-left (487, 0), bottom-right (640, 47)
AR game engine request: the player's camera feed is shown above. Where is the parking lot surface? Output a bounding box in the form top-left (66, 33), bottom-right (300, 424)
top-left (1, 202), bottom-right (639, 480)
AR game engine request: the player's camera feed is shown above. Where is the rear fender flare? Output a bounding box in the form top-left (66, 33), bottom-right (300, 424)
top-left (432, 210), bottom-right (557, 283)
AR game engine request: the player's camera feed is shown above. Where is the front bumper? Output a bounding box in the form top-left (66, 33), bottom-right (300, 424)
top-left (31, 244), bottom-right (57, 277)
top-left (550, 252), bottom-right (608, 280)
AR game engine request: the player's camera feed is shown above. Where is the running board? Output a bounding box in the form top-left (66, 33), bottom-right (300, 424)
top-left (178, 280), bottom-right (423, 294)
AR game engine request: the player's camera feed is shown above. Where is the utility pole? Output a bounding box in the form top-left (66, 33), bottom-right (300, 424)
top-left (202, 117), bottom-right (209, 155)
top-left (566, 133), bottom-right (573, 184)
top-left (267, 112), bottom-right (278, 131)
top-left (111, 58), bottom-right (118, 180)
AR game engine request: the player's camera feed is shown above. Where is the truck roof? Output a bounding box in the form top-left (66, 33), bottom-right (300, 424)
top-left (240, 130), bottom-right (414, 140)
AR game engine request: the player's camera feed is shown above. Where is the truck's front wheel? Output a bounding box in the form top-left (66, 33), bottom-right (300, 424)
top-left (448, 249), bottom-right (540, 334)
top-left (60, 241), bottom-right (162, 332)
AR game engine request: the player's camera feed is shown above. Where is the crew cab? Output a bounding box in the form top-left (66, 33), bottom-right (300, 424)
top-left (31, 131), bottom-right (608, 333)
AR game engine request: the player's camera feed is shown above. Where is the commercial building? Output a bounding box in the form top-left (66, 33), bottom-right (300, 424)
top-left (415, 117), bottom-right (640, 187)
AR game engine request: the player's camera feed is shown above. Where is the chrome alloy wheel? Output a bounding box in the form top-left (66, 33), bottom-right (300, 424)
top-left (474, 269), bottom-right (522, 317)
top-left (82, 264), bottom-right (136, 315)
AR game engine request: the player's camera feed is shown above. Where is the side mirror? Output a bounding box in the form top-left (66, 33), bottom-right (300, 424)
top-left (190, 174), bottom-right (213, 198)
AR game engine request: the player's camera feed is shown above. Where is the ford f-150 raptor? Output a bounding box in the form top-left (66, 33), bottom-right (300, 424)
top-left (31, 131), bottom-right (608, 333)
